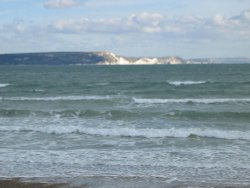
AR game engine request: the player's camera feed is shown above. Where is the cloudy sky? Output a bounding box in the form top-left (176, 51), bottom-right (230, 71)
top-left (0, 0), bottom-right (250, 58)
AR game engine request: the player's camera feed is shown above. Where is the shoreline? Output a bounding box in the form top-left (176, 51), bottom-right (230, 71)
top-left (1, 177), bottom-right (250, 188)
top-left (0, 179), bottom-right (68, 188)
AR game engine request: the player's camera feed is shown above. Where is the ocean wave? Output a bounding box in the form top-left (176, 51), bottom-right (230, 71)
top-left (0, 95), bottom-right (113, 101)
top-left (1, 126), bottom-right (249, 140)
top-left (166, 111), bottom-right (250, 121)
top-left (57, 128), bottom-right (250, 140)
top-left (0, 109), bottom-right (130, 118)
top-left (1, 109), bottom-right (250, 122)
top-left (133, 98), bottom-right (250, 104)
top-left (167, 81), bottom-right (210, 86)
top-left (0, 109), bottom-right (154, 119)
top-left (0, 83), bottom-right (10, 88)
top-left (31, 89), bottom-right (45, 92)
top-left (0, 109), bottom-right (32, 117)
top-left (86, 82), bottom-right (110, 87)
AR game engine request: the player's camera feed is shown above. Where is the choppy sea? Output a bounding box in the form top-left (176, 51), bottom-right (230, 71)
top-left (0, 65), bottom-right (250, 187)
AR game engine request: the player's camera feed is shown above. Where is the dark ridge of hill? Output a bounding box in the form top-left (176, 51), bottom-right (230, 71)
top-left (0, 52), bottom-right (104, 65)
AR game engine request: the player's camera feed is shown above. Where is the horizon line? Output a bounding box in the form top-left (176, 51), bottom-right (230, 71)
top-left (0, 51), bottom-right (249, 60)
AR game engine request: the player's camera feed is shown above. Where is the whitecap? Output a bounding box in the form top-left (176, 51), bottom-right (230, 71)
top-left (78, 127), bottom-right (250, 140)
top-left (0, 95), bottom-right (113, 101)
top-left (87, 82), bottom-right (110, 87)
top-left (0, 83), bottom-right (10, 88)
top-left (1, 126), bottom-right (250, 140)
top-left (133, 98), bottom-right (250, 104)
top-left (32, 89), bottom-right (45, 92)
top-left (167, 80), bottom-right (209, 86)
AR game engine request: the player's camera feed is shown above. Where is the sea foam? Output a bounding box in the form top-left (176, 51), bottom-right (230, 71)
top-left (0, 95), bottom-right (113, 101)
top-left (167, 81), bottom-right (209, 86)
top-left (0, 83), bottom-right (10, 88)
top-left (133, 98), bottom-right (250, 104)
top-left (1, 125), bottom-right (250, 140)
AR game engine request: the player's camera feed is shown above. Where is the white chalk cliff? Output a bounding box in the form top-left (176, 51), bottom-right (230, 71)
top-left (96, 52), bottom-right (185, 65)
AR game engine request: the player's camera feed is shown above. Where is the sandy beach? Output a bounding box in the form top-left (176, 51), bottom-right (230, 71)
top-left (1, 177), bottom-right (250, 188)
top-left (0, 179), bottom-right (69, 188)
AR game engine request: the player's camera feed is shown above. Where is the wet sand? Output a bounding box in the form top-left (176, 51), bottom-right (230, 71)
top-left (1, 177), bottom-right (250, 188)
top-left (0, 179), bottom-right (69, 188)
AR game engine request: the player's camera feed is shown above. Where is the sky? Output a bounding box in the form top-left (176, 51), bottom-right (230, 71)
top-left (0, 0), bottom-right (250, 58)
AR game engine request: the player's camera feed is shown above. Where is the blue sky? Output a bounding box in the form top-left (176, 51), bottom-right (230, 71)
top-left (0, 0), bottom-right (250, 58)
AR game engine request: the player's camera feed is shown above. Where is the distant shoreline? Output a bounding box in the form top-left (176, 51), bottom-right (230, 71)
top-left (0, 52), bottom-right (249, 65)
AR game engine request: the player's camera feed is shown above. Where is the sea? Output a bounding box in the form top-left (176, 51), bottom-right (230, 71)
top-left (0, 64), bottom-right (250, 187)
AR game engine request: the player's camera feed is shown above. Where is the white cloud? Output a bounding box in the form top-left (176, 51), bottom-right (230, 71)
top-left (1, 20), bottom-right (26, 34)
top-left (213, 15), bottom-right (227, 26)
top-left (1, 10), bottom-right (250, 56)
top-left (2, 10), bottom-right (250, 39)
top-left (48, 18), bottom-right (121, 33)
top-left (48, 12), bottom-right (184, 35)
top-left (43, 10), bottom-right (250, 40)
top-left (242, 10), bottom-right (250, 21)
top-left (44, 0), bottom-right (80, 9)
top-left (212, 14), bottom-right (241, 27)
top-left (207, 10), bottom-right (250, 39)
top-left (127, 12), bottom-right (163, 26)
top-left (233, 10), bottom-right (250, 23)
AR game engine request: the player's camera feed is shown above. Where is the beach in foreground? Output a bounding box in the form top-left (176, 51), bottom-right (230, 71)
top-left (1, 176), bottom-right (250, 188)
top-left (0, 179), bottom-right (66, 188)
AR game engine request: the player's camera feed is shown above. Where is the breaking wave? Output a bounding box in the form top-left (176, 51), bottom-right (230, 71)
top-left (31, 89), bottom-right (45, 92)
top-left (1, 126), bottom-right (249, 140)
top-left (0, 109), bottom-right (141, 118)
top-left (0, 83), bottom-right (10, 88)
top-left (0, 95), bottom-right (113, 101)
top-left (133, 98), bottom-right (250, 104)
top-left (165, 111), bottom-right (250, 121)
top-left (167, 81), bottom-right (210, 86)
top-left (1, 109), bottom-right (250, 121)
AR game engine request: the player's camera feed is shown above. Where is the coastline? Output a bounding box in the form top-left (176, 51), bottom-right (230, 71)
top-left (0, 179), bottom-right (68, 188)
top-left (1, 177), bottom-right (250, 188)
